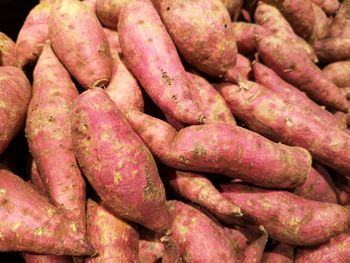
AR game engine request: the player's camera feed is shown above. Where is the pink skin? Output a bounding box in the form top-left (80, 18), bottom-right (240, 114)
top-left (186, 72), bottom-right (236, 124)
top-left (168, 170), bottom-right (242, 224)
top-left (311, 0), bottom-right (339, 15)
top-left (239, 228), bottom-right (268, 263)
top-left (16, 2), bottom-right (51, 67)
top-left (222, 0), bottom-right (243, 20)
top-left (82, 0), bottom-right (97, 13)
top-left (118, 0), bottom-right (203, 124)
top-left (217, 81), bottom-right (350, 175)
top-left (257, 35), bottom-right (348, 111)
top-left (235, 54), bottom-right (251, 80)
top-left (96, 0), bottom-right (129, 29)
top-left (22, 254), bottom-right (73, 263)
top-left (158, 0), bottom-right (237, 81)
top-left (0, 66), bottom-right (31, 154)
top-left (311, 3), bottom-right (331, 40)
top-left (261, 0), bottom-right (314, 39)
top-left (103, 28), bottom-right (121, 54)
top-left (0, 168), bottom-right (93, 255)
top-left (295, 232), bottom-right (350, 263)
top-left (221, 182), bottom-right (350, 246)
top-left (139, 230), bottom-right (163, 263)
top-left (161, 236), bottom-right (182, 263)
top-left (313, 37), bottom-right (350, 63)
top-left (164, 114), bottom-right (185, 131)
top-left (329, 0), bottom-right (350, 37)
top-left (167, 200), bottom-right (236, 262)
top-left (252, 62), bottom-right (344, 130)
top-left (262, 243), bottom-right (294, 263)
top-left (0, 32), bottom-right (18, 67)
top-left (26, 44), bottom-right (86, 232)
top-left (70, 88), bottom-right (170, 233)
top-left (86, 200), bottom-right (139, 263)
top-left (231, 22), bottom-right (267, 55)
top-left (126, 110), bottom-right (311, 189)
top-left (30, 160), bottom-right (47, 196)
top-left (49, 0), bottom-right (112, 89)
top-left (323, 61), bottom-right (350, 88)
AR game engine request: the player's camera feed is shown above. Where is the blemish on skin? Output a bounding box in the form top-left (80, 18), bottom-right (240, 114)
top-left (114, 171), bottom-right (122, 184)
top-left (285, 118), bottom-right (293, 127)
top-left (0, 189), bottom-right (6, 194)
top-left (47, 208), bottom-right (55, 216)
top-left (0, 232), bottom-right (3, 240)
top-left (102, 131), bottom-right (110, 142)
top-left (12, 222), bottom-right (21, 231)
top-left (179, 225), bottom-right (188, 234)
top-left (70, 222), bottom-right (77, 232)
top-left (34, 227), bottom-right (44, 236)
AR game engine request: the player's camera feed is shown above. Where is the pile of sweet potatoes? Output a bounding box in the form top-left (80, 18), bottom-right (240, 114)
top-left (1, 0), bottom-right (350, 261)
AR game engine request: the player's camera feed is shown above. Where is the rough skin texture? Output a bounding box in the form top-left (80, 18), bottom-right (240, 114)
top-left (0, 66), bottom-right (31, 154)
top-left (329, 0), bottom-right (350, 37)
top-left (295, 232), bottom-right (350, 263)
top-left (158, 0), bottom-right (238, 81)
top-left (139, 229), bottom-right (163, 263)
top-left (239, 227), bottom-right (268, 263)
top-left (323, 61), bottom-right (350, 88)
top-left (311, 3), bottom-right (331, 41)
top-left (96, 0), bottom-right (129, 29)
top-left (311, 0), bottom-right (339, 15)
top-left (49, 0), bottom-right (112, 89)
top-left (313, 37), bottom-right (350, 63)
top-left (217, 81), bottom-right (350, 175)
top-left (221, 182), bottom-right (350, 246)
top-left (160, 236), bottom-right (182, 263)
top-left (167, 200), bottom-right (236, 262)
top-left (118, 0), bottom-right (203, 124)
top-left (22, 254), bottom-right (73, 263)
top-left (0, 32), bottom-right (18, 67)
top-left (257, 34), bottom-right (348, 111)
top-left (168, 170), bottom-right (242, 224)
top-left (126, 110), bottom-right (311, 189)
top-left (0, 168), bottom-right (93, 255)
top-left (16, 2), bottom-right (51, 67)
top-left (26, 44), bottom-right (86, 233)
top-left (70, 88), bottom-right (170, 232)
top-left (221, 0), bottom-right (243, 20)
top-left (262, 243), bottom-right (294, 263)
top-left (86, 200), bottom-right (139, 263)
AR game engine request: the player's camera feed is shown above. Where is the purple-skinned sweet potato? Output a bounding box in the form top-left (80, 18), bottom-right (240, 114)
top-left (85, 200), bottom-right (139, 263)
top-left (22, 254), bottom-right (73, 263)
top-left (157, 0), bottom-right (238, 82)
top-left (71, 88), bottom-right (170, 232)
top-left (221, 0), bottom-right (243, 20)
top-left (311, 3), bottom-right (331, 41)
top-left (311, 0), bottom-right (339, 15)
top-left (125, 110), bottom-right (311, 189)
top-left (0, 66), bottom-right (31, 154)
top-left (168, 170), bottom-right (242, 224)
top-left (252, 62), bottom-right (345, 130)
top-left (16, 2), bottom-right (51, 67)
top-left (323, 61), bottom-right (350, 88)
top-left (139, 229), bottom-right (163, 263)
top-left (257, 34), bottom-right (348, 111)
top-left (217, 81), bottom-right (350, 175)
top-left (49, 0), bottom-right (112, 89)
top-left (295, 232), bottom-right (350, 263)
top-left (262, 243), bottom-right (294, 263)
top-left (118, 0), bottom-right (203, 124)
top-left (96, 0), bottom-right (129, 29)
top-left (313, 37), bottom-right (350, 63)
top-left (221, 182), bottom-right (350, 246)
top-left (329, 0), bottom-right (350, 38)
top-left (26, 44), bottom-right (86, 232)
top-left (0, 32), bottom-right (18, 67)
top-left (167, 200), bottom-right (236, 262)
top-left (0, 167), bottom-right (93, 255)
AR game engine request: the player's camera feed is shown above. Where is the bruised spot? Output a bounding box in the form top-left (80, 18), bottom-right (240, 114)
top-left (114, 171), bottom-right (122, 184)
top-left (138, 20), bottom-right (144, 24)
top-left (191, 144), bottom-right (207, 157)
top-left (166, 6), bottom-right (170, 11)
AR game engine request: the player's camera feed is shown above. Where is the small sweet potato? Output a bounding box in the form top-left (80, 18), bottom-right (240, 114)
top-left (71, 88), bottom-right (169, 232)
top-left (0, 167), bottom-right (93, 255)
top-left (221, 0), bottom-right (243, 20)
top-left (0, 66), bottom-right (31, 154)
top-left (16, 2), bottom-right (51, 67)
top-left (49, 0), bottom-right (112, 89)
top-left (323, 61), bottom-right (350, 88)
top-left (125, 110), bottom-right (311, 189)
top-left (118, 0), bottom-right (203, 124)
top-left (86, 200), bottom-right (139, 263)
top-left (96, 0), bottom-right (129, 29)
top-left (221, 182), bottom-right (350, 246)
top-left (311, 3), bottom-right (331, 41)
top-left (329, 0), bottom-right (350, 38)
top-left (157, 0), bottom-right (238, 81)
top-left (262, 243), bottom-right (294, 263)
top-left (311, 0), bottom-right (339, 15)
top-left (0, 32), bottom-right (18, 67)
top-left (167, 200), bottom-right (236, 262)
top-left (257, 34), bottom-right (348, 111)
top-left (295, 232), bottom-right (350, 263)
top-left (22, 254), bottom-right (73, 263)
top-left (313, 37), bottom-right (350, 63)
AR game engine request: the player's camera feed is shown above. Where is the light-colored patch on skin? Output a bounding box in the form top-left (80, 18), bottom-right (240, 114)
top-left (0, 232), bottom-right (3, 240)
top-left (0, 189), bottom-right (6, 194)
top-left (132, 170), bottom-right (138, 177)
top-left (12, 222), bottom-right (21, 231)
top-left (102, 130), bottom-right (110, 142)
top-left (34, 227), bottom-right (44, 236)
top-left (179, 225), bottom-right (188, 234)
top-left (285, 117), bottom-right (294, 127)
top-left (114, 171), bottom-right (122, 184)
top-left (47, 208), bottom-right (55, 217)
top-left (0, 100), bottom-right (5, 108)
top-left (70, 222), bottom-right (77, 232)
top-left (117, 161), bottom-right (124, 169)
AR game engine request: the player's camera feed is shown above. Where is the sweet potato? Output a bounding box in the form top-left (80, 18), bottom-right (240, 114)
top-left (118, 0), bottom-right (203, 124)
top-left (257, 34), bottom-right (348, 111)
top-left (311, 3), bottom-right (331, 41)
top-left (102, 28), bottom-right (121, 55)
top-left (235, 54), bottom-right (251, 80)
top-left (125, 110), bottom-right (311, 189)
top-left (139, 229), bottom-right (163, 263)
top-left (82, 0), bottom-right (97, 13)
top-left (329, 0), bottom-right (350, 38)
top-left (252, 62), bottom-right (345, 130)
top-left (217, 81), bottom-right (350, 175)
top-left (22, 254), bottom-right (73, 263)
top-left (0, 167), bottom-right (93, 255)
top-left (71, 88), bottom-right (169, 232)
top-left (167, 200), bottom-right (236, 262)
top-left (0, 66), bottom-right (31, 154)
top-left (261, 0), bottom-right (315, 39)
top-left (262, 243), bottom-right (294, 263)
top-left (295, 232), bottom-right (350, 263)
top-left (160, 236), bottom-right (182, 263)
top-left (323, 61), bottom-right (350, 88)
top-left (313, 37), bottom-right (350, 63)
top-left (29, 160), bottom-right (47, 196)
top-left (311, 0), bottom-right (339, 15)
top-left (239, 227), bottom-right (268, 263)
top-left (96, 0), bottom-right (129, 29)
top-left (221, 0), bottom-right (243, 20)
top-left (231, 22), bottom-right (266, 55)
top-left (168, 170), bottom-right (242, 224)
top-left (49, 0), bottom-right (112, 89)
top-left (0, 32), bottom-right (18, 67)
top-left (157, 0), bottom-right (238, 82)
top-left (16, 2), bottom-right (51, 67)
top-left (224, 226), bottom-right (251, 259)
top-left (221, 182), bottom-right (350, 246)
top-left (85, 200), bottom-right (139, 263)
top-left (26, 44), bottom-right (86, 232)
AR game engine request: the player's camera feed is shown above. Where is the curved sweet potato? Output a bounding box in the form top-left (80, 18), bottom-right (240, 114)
top-left (313, 37), bottom-right (350, 63)
top-left (311, 3), bottom-right (331, 40)
top-left (96, 0), bottom-right (129, 29)
top-left (323, 61), bottom-right (350, 88)
top-left (0, 32), bottom-right (18, 67)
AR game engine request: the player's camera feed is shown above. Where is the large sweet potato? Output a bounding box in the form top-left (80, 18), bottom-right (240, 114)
top-left (70, 88), bottom-right (169, 232)
top-left (329, 0), bottom-right (350, 37)
top-left (96, 0), bottom-right (129, 29)
top-left (311, 3), bottom-right (331, 40)
top-left (313, 37), bottom-right (350, 63)
top-left (323, 61), bottom-right (350, 88)
top-left (0, 32), bottom-right (18, 67)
